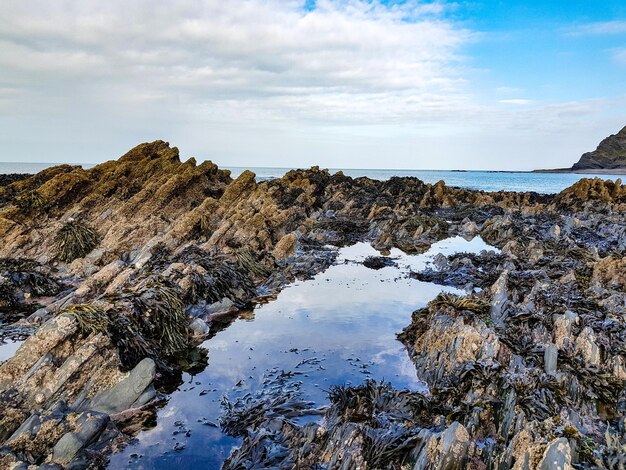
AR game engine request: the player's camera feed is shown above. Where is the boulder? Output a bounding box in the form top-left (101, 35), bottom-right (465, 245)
top-left (539, 438), bottom-right (573, 470)
top-left (91, 358), bottom-right (155, 415)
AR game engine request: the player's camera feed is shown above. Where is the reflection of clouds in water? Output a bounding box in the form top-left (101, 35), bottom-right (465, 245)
top-left (113, 237), bottom-right (494, 467)
top-left (338, 236), bottom-right (498, 272)
top-left (0, 341), bottom-right (23, 361)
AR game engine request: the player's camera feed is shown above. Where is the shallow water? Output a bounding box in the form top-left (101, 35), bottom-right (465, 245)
top-left (0, 339), bottom-right (23, 362)
top-left (108, 236), bottom-right (496, 469)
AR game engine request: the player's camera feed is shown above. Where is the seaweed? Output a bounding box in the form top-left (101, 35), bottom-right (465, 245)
top-left (429, 292), bottom-right (489, 314)
top-left (402, 213), bottom-right (449, 236)
top-left (53, 220), bottom-right (99, 262)
top-left (106, 312), bottom-right (154, 370)
top-left (234, 248), bottom-right (274, 278)
top-left (0, 283), bottom-right (18, 313)
top-left (132, 277), bottom-right (189, 356)
top-left (62, 303), bottom-right (109, 335)
top-left (174, 246), bottom-right (255, 306)
top-left (0, 258), bottom-right (61, 297)
top-left (220, 374), bottom-right (317, 437)
top-left (14, 190), bottom-right (47, 213)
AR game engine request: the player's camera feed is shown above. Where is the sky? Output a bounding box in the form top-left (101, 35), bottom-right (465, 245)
top-left (0, 0), bottom-right (625, 170)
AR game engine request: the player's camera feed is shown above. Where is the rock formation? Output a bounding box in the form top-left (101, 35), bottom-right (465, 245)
top-left (537, 125), bottom-right (626, 173)
top-left (572, 125), bottom-right (626, 171)
top-left (0, 141), bottom-right (624, 469)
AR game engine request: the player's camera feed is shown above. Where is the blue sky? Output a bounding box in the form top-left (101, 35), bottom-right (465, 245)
top-left (0, 0), bottom-right (625, 170)
top-left (464, 0), bottom-right (626, 101)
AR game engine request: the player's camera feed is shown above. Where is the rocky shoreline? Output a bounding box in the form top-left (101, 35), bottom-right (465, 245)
top-left (0, 141), bottom-right (624, 469)
top-left (536, 125), bottom-right (626, 174)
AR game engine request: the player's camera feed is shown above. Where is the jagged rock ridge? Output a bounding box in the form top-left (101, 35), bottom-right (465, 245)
top-left (572, 125), bottom-right (626, 170)
top-left (0, 141), bottom-right (624, 469)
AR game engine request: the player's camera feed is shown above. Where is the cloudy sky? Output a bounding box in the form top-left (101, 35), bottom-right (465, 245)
top-left (1, 0), bottom-right (625, 170)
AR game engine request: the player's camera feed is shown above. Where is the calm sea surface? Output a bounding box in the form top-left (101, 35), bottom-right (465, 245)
top-left (0, 162), bottom-right (620, 194)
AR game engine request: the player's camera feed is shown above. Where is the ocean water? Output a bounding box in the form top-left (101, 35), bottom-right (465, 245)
top-left (0, 162), bottom-right (620, 194)
top-left (227, 167), bottom-right (621, 194)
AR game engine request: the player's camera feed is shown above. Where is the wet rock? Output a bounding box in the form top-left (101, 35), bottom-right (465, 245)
top-left (544, 343), bottom-right (558, 375)
top-left (362, 255), bottom-right (396, 270)
top-left (548, 224), bottom-right (561, 240)
top-left (409, 315), bottom-right (499, 388)
top-left (413, 422), bottom-right (470, 470)
top-left (460, 219), bottom-right (479, 236)
top-left (52, 411), bottom-right (109, 465)
top-left (574, 327), bottom-right (601, 367)
top-left (7, 413), bottom-right (40, 442)
top-left (412, 250), bottom-right (504, 289)
top-left (38, 464), bottom-right (63, 470)
top-left (553, 310), bottom-right (578, 349)
top-left (272, 233), bottom-right (298, 260)
top-left (592, 255), bottom-right (626, 289)
top-left (187, 298), bottom-right (235, 318)
top-left (91, 358), bottom-right (155, 415)
top-left (0, 314), bottom-right (79, 390)
top-left (1, 142), bottom-right (626, 468)
top-left (538, 438), bottom-right (573, 470)
top-left (189, 318), bottom-right (210, 338)
top-left (490, 271), bottom-right (509, 326)
top-left (130, 384), bottom-right (156, 409)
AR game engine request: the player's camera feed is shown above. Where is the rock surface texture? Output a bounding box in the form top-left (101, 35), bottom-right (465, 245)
top-left (0, 141), bottom-right (624, 469)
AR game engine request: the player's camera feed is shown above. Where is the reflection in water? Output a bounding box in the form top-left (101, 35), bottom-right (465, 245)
top-left (109, 236), bottom-right (496, 469)
top-left (0, 339), bottom-right (23, 362)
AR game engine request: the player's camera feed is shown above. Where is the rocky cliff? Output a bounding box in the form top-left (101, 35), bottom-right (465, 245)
top-left (572, 125), bottom-right (626, 171)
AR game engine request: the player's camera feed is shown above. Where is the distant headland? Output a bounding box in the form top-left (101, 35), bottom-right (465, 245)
top-left (535, 125), bottom-right (626, 174)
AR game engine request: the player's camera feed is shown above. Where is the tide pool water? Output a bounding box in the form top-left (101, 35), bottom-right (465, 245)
top-left (108, 236), bottom-right (497, 469)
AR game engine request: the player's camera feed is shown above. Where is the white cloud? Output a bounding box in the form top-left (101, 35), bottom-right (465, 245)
top-left (498, 99), bottom-right (532, 105)
top-left (0, 0), bottom-right (623, 171)
top-left (563, 20), bottom-right (626, 36)
top-left (0, 0), bottom-right (475, 124)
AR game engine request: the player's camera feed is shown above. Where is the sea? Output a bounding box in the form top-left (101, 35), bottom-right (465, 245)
top-left (0, 162), bottom-right (621, 195)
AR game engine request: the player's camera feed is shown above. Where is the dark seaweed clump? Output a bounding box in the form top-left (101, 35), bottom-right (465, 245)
top-left (221, 377), bottom-right (435, 470)
top-left (54, 220), bottom-right (99, 263)
top-left (0, 259), bottom-right (62, 317)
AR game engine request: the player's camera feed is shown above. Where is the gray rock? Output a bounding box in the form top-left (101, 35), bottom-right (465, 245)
top-left (433, 253), bottom-right (448, 270)
top-left (186, 298), bottom-right (235, 318)
top-left (52, 411), bottom-right (109, 465)
top-left (438, 422), bottom-right (470, 470)
top-left (413, 421), bottom-right (469, 470)
top-left (206, 298), bottom-right (235, 315)
top-left (539, 437), bottom-right (573, 470)
top-left (553, 310), bottom-right (578, 349)
top-left (91, 358), bottom-right (155, 415)
top-left (189, 318), bottom-right (210, 337)
top-left (131, 384), bottom-right (157, 408)
top-left (52, 433), bottom-right (83, 466)
top-left (7, 413), bottom-right (40, 442)
top-left (548, 224), bottom-right (561, 240)
top-left (490, 271), bottom-right (510, 327)
top-left (26, 307), bottom-right (50, 325)
top-left (544, 343), bottom-right (558, 375)
top-left (12, 463), bottom-right (31, 470)
top-left (575, 327), bottom-right (601, 366)
top-left (461, 220), bottom-right (479, 235)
